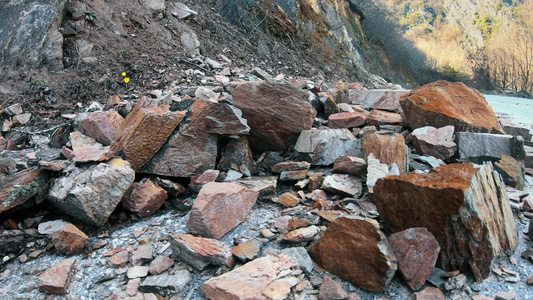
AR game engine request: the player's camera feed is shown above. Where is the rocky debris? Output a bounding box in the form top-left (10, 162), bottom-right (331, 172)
top-left (277, 192), bottom-right (300, 207)
top-left (284, 225), bottom-right (321, 243)
top-left (400, 81), bottom-right (504, 133)
top-left (336, 88), bottom-right (407, 112)
top-left (187, 182), bottom-right (259, 239)
top-left (0, 168), bottom-right (49, 215)
top-left (495, 291), bottom-right (518, 300)
top-left (456, 132), bottom-right (525, 163)
top-left (367, 109), bottom-right (403, 126)
top-left (38, 258), bottom-right (76, 295)
top-left (332, 155), bottom-right (367, 176)
top-left (295, 129), bottom-right (361, 165)
top-left (231, 238), bottom-right (262, 262)
top-left (374, 163), bottom-right (518, 281)
top-left (131, 244), bottom-right (153, 266)
top-left (168, 233), bottom-right (233, 270)
top-left (271, 161), bottom-right (311, 173)
top-left (366, 153), bottom-right (398, 193)
top-left (52, 223), bottom-right (89, 255)
top-left (308, 217), bottom-right (398, 292)
top-left (122, 179), bottom-right (168, 217)
top-left (319, 276), bottom-right (349, 300)
top-left (411, 287), bottom-right (445, 300)
top-left (328, 112), bottom-right (366, 129)
top-left (231, 81), bottom-right (316, 151)
top-left (80, 112), bottom-right (124, 145)
top-left (411, 126), bottom-right (457, 160)
top-left (388, 228), bottom-right (440, 291)
top-left (494, 155), bottom-right (526, 190)
top-left (322, 174), bottom-right (363, 197)
top-left (236, 176), bottom-right (277, 201)
top-left (139, 270), bottom-right (192, 296)
top-left (362, 133), bottom-right (408, 173)
top-left (47, 158), bottom-right (135, 227)
top-left (201, 254), bottom-right (299, 299)
top-left (217, 136), bottom-right (254, 176)
top-left (148, 256), bottom-right (174, 275)
top-left (280, 169), bottom-right (309, 181)
top-left (110, 101), bottom-right (185, 171)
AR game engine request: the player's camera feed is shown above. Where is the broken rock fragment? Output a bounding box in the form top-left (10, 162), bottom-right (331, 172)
top-left (38, 258), bottom-right (76, 295)
top-left (52, 223), bottom-right (90, 255)
top-left (0, 168), bottom-right (49, 216)
top-left (374, 163), bottom-right (518, 281)
top-left (308, 217), bottom-right (397, 292)
top-left (140, 270), bottom-right (192, 297)
top-left (367, 109), bottom-right (403, 126)
top-left (217, 136), bottom-right (254, 176)
top-left (362, 133), bottom-right (408, 173)
top-left (494, 154), bottom-right (525, 190)
top-left (187, 182), bottom-right (259, 239)
top-left (332, 155), bottom-right (367, 176)
top-left (122, 179), bottom-right (168, 217)
top-left (456, 132), bottom-right (525, 162)
top-left (80, 111), bottom-right (124, 145)
top-left (168, 233), bottom-right (233, 270)
top-left (322, 174), bottom-right (363, 197)
top-left (295, 129), bottom-right (361, 166)
top-left (328, 112), bottom-right (366, 129)
top-left (411, 126), bottom-right (457, 160)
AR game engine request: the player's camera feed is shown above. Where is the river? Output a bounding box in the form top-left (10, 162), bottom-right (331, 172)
top-left (485, 94), bottom-right (533, 133)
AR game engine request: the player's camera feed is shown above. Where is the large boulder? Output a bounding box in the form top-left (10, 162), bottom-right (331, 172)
top-left (400, 81), bottom-right (504, 134)
top-left (374, 163), bottom-right (518, 281)
top-left (308, 217), bottom-right (397, 292)
top-left (295, 129), bottom-right (361, 166)
top-left (231, 81), bottom-right (316, 151)
top-left (456, 132), bottom-right (525, 163)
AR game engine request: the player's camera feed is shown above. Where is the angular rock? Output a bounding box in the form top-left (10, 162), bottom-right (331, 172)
top-left (38, 258), bottom-right (76, 295)
top-left (279, 169), bottom-right (308, 181)
top-left (456, 132), bottom-right (525, 163)
top-left (362, 133), bottom-right (408, 173)
top-left (38, 220), bottom-right (68, 235)
top-left (47, 158), bottom-right (135, 226)
top-left (80, 112), bottom-right (124, 145)
top-left (131, 244), bottom-right (153, 266)
top-left (277, 192), bottom-right (300, 207)
top-left (336, 88), bottom-right (407, 112)
top-left (168, 233), bottom-right (233, 270)
top-left (231, 238), bottom-right (262, 262)
top-left (271, 161), bottom-right (311, 173)
top-left (412, 287), bottom-right (445, 300)
top-left (308, 173), bottom-right (324, 191)
top-left (495, 291), bottom-right (517, 300)
top-left (374, 163), bottom-right (518, 281)
top-left (322, 174), bottom-right (363, 197)
top-left (236, 176), bottom-right (278, 201)
top-left (367, 109), bottom-right (403, 126)
top-left (284, 225), bottom-right (320, 243)
top-left (187, 182), bottom-right (259, 239)
top-left (231, 81), bottom-right (316, 151)
top-left (295, 129), bottom-right (361, 166)
top-left (494, 155), bottom-right (525, 190)
top-left (122, 179), bottom-right (168, 217)
top-left (319, 276), bottom-right (348, 300)
top-left (280, 247), bottom-right (314, 275)
top-left (140, 270), bottom-right (192, 297)
top-left (321, 93), bottom-right (341, 117)
top-left (108, 250), bottom-right (129, 268)
top-left (127, 266), bottom-right (149, 279)
top-left (332, 155), bottom-right (367, 176)
top-left (328, 112), bottom-right (366, 129)
top-left (143, 100), bottom-right (249, 177)
top-left (149, 256), bottom-right (174, 275)
top-left (201, 254), bottom-right (299, 299)
top-left (52, 223), bottom-right (89, 255)
top-left (0, 168), bottom-right (49, 216)
top-left (70, 131), bottom-right (103, 152)
top-left (111, 100), bottom-right (185, 171)
top-left (217, 136), bottom-right (254, 176)
top-left (412, 126), bottom-right (457, 160)
top-left (308, 217), bottom-right (397, 292)
top-left (195, 86), bottom-right (219, 102)
top-left (400, 81), bottom-right (504, 133)
top-left (388, 228), bottom-right (440, 291)
top-left (501, 122), bottom-right (532, 143)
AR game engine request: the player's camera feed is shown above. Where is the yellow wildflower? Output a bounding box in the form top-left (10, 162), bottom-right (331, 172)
top-left (124, 77), bottom-right (130, 83)
top-left (122, 72), bottom-right (126, 77)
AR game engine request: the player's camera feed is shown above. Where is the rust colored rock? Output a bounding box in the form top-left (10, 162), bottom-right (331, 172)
top-left (323, 93), bottom-right (341, 117)
top-left (122, 179), bottom-right (168, 217)
top-left (187, 182), bottom-right (258, 239)
top-left (217, 136), bottom-right (254, 176)
top-left (362, 133), bottom-right (408, 173)
top-left (332, 155), bottom-right (367, 176)
top-left (374, 163), bottom-right (518, 281)
top-left (231, 238), bottom-right (261, 262)
top-left (231, 81), bottom-right (316, 151)
top-left (71, 146), bottom-right (115, 163)
top-left (494, 155), bottom-right (525, 190)
top-left (308, 173), bottom-right (324, 191)
top-left (111, 99), bottom-right (185, 171)
top-left (0, 168), bottom-right (48, 216)
top-left (284, 225), bottom-right (320, 243)
top-left (400, 81), bottom-right (503, 133)
top-left (80, 112), bottom-right (124, 145)
top-left (271, 161), bottom-right (311, 173)
top-left (367, 109), bottom-right (403, 126)
top-left (288, 219), bottom-right (311, 231)
top-left (411, 126), bottom-right (457, 160)
top-left (277, 192), bottom-right (300, 207)
top-left (328, 112), bottom-right (366, 129)
top-left (319, 276), bottom-right (348, 300)
top-left (168, 233), bottom-right (233, 270)
top-left (201, 254), bottom-right (299, 299)
top-left (108, 250), bottom-right (129, 268)
top-left (280, 169), bottom-right (308, 181)
top-left (308, 217), bottom-right (397, 292)
top-left (38, 258), bottom-right (76, 295)
top-left (411, 287), bottom-right (445, 300)
top-left (388, 228), bottom-right (440, 291)
top-left (52, 223), bottom-right (89, 255)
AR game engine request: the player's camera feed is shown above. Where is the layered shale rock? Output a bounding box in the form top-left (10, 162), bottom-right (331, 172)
top-left (0, 168), bottom-right (49, 216)
top-left (374, 163), bottom-right (518, 281)
top-left (295, 129), bottom-right (361, 166)
top-left (411, 126), bottom-right (457, 160)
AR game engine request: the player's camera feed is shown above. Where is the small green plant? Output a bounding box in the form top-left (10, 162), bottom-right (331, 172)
top-left (31, 79), bottom-right (47, 91)
top-left (85, 9), bottom-right (96, 22)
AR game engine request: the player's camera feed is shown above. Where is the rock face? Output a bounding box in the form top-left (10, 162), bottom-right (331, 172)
top-left (308, 217), bottom-right (398, 292)
top-left (388, 228), bottom-right (440, 291)
top-left (111, 101), bottom-right (185, 171)
top-left (47, 158), bottom-right (135, 227)
top-left (412, 126), bottom-right (457, 160)
top-left (295, 129), bottom-right (361, 166)
top-left (38, 258), bottom-right (76, 295)
top-left (168, 233), bottom-right (233, 271)
top-left (362, 133), bottom-right (408, 173)
top-left (374, 163), bottom-right (518, 281)
top-left (0, 168), bottom-right (49, 215)
top-left (400, 81), bottom-right (504, 134)
top-left (456, 132), bottom-right (525, 162)
top-left (122, 179), bottom-right (168, 217)
top-left (187, 182), bottom-right (259, 239)
top-left (231, 81), bottom-right (316, 151)
top-left (201, 254), bottom-right (299, 300)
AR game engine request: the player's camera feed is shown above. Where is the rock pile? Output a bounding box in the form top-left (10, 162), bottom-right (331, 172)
top-left (1, 58), bottom-right (532, 299)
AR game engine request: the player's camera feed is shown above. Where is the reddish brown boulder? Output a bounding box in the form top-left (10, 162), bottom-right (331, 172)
top-left (411, 126), bottom-right (457, 160)
top-left (388, 228), bottom-right (440, 291)
top-left (111, 100), bottom-right (185, 171)
top-left (332, 155), bottom-right (367, 176)
top-left (80, 112), bottom-right (124, 145)
top-left (122, 179), bottom-right (168, 217)
top-left (374, 163), bottom-right (518, 281)
top-left (168, 233), bottom-right (233, 270)
top-left (362, 133), bottom-right (408, 173)
top-left (328, 112), bottom-right (366, 129)
top-left (38, 258), bottom-right (77, 295)
top-left (201, 254), bottom-right (299, 299)
top-left (400, 81), bottom-right (504, 133)
top-left (367, 109), bottom-right (403, 126)
top-left (231, 81), bottom-right (316, 151)
top-left (0, 168), bottom-right (49, 216)
top-left (494, 155), bottom-right (525, 190)
top-left (308, 217), bottom-right (397, 292)
top-left (187, 182), bottom-right (259, 239)
top-left (52, 223), bottom-right (89, 255)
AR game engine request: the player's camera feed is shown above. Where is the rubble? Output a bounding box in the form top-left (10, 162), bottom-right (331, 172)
top-left (411, 125), bottom-right (457, 160)
top-left (295, 129), bottom-right (361, 165)
top-left (362, 133), bottom-right (408, 173)
top-left (38, 258), bottom-right (77, 295)
top-left (168, 233), bottom-right (233, 270)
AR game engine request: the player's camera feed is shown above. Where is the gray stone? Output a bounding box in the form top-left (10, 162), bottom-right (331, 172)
top-left (295, 129), bottom-right (361, 165)
top-left (139, 0), bottom-right (165, 13)
top-left (47, 159), bottom-right (135, 227)
top-left (412, 126), bottom-right (457, 160)
top-left (366, 154), bottom-right (392, 193)
top-left (337, 89), bottom-right (408, 112)
top-left (456, 132), bottom-right (525, 163)
top-left (236, 176), bottom-right (278, 201)
top-left (169, 2), bottom-right (198, 19)
top-left (280, 247), bottom-right (314, 275)
top-left (140, 270), bottom-right (192, 296)
top-left (322, 174), bottom-right (363, 197)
